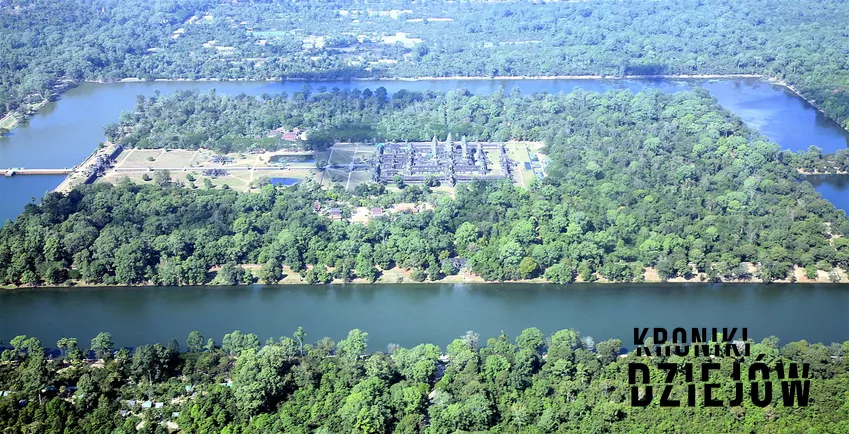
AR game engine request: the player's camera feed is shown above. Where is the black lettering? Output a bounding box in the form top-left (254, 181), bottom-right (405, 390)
top-left (725, 342), bottom-right (740, 357)
top-left (692, 328), bottom-right (707, 345)
top-left (634, 328), bottom-right (649, 345)
top-left (729, 382), bottom-right (744, 406)
top-left (701, 362), bottom-right (720, 381)
top-left (634, 328), bottom-right (650, 356)
top-left (629, 363), bottom-right (653, 406)
top-left (660, 385), bottom-right (679, 407)
top-left (659, 363), bottom-right (677, 384)
top-left (751, 381), bottom-right (773, 407)
top-left (653, 328), bottom-right (668, 346)
top-left (672, 328), bottom-right (686, 344)
top-left (704, 383), bottom-right (722, 407)
top-left (781, 380), bottom-right (811, 407)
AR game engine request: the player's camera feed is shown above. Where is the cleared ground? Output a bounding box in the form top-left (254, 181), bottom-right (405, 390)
top-left (100, 148), bottom-right (321, 192)
top-left (504, 141), bottom-right (545, 188)
top-left (320, 143), bottom-right (376, 190)
top-left (97, 142), bottom-right (545, 192)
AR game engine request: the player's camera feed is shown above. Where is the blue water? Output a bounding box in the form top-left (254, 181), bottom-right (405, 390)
top-left (808, 175), bottom-right (849, 216)
top-left (268, 177), bottom-right (300, 186)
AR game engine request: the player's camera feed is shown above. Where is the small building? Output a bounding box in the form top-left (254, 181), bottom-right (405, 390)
top-left (209, 155), bottom-right (233, 164)
top-left (172, 412), bottom-right (181, 418)
top-left (327, 208), bottom-right (343, 221)
top-left (119, 410), bottom-right (130, 417)
top-left (450, 257), bottom-right (468, 269)
top-left (371, 207), bottom-right (384, 218)
top-left (155, 402), bottom-right (164, 409)
top-left (203, 168), bottom-right (228, 178)
top-left (142, 401), bottom-right (152, 409)
top-left (126, 400), bottom-right (137, 408)
top-left (280, 127), bottom-right (302, 142)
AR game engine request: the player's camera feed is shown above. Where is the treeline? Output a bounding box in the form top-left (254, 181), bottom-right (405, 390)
top-left (791, 146), bottom-right (849, 174)
top-left (4, 1), bottom-right (849, 139)
top-left (3, 89), bottom-right (849, 287)
top-left (1, 328), bottom-right (848, 433)
top-left (106, 87), bottom-right (396, 153)
top-left (0, 0), bottom-right (213, 120)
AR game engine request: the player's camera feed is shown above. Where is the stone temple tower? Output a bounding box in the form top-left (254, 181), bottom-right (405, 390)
top-left (431, 135), bottom-right (438, 156)
top-left (461, 135), bottom-right (468, 156)
top-left (476, 142), bottom-right (484, 165)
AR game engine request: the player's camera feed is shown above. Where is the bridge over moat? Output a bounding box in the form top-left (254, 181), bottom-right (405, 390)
top-left (4, 168), bottom-right (73, 176)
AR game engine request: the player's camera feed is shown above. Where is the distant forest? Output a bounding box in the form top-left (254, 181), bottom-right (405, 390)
top-left (1, 0), bottom-right (849, 133)
top-left (3, 89), bottom-right (848, 287)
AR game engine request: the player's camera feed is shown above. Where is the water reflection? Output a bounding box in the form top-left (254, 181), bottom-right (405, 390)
top-left (810, 174), bottom-right (849, 215)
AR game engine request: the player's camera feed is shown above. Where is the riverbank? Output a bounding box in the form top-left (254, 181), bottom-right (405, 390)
top-left (111, 73), bottom-right (765, 83)
top-left (0, 98), bottom-right (49, 135)
top-left (2, 263), bottom-right (846, 291)
top-left (53, 141), bottom-right (122, 194)
top-left (798, 168), bottom-right (849, 175)
top-left (766, 78), bottom-right (849, 132)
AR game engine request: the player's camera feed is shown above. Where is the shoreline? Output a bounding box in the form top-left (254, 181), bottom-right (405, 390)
top-left (2, 279), bottom-right (847, 292)
top-left (764, 78), bottom-right (844, 129)
top-left (2, 263), bottom-right (846, 291)
top-left (798, 168), bottom-right (849, 176)
top-left (0, 98), bottom-right (49, 135)
top-left (108, 73), bottom-right (764, 83)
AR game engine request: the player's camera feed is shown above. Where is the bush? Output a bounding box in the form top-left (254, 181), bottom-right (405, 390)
top-left (410, 268), bottom-right (427, 282)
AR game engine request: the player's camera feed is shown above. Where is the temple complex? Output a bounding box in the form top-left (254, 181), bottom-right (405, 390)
top-left (372, 134), bottom-right (514, 185)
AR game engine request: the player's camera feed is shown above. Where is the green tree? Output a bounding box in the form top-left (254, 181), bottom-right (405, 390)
top-left (187, 331), bottom-right (205, 353)
top-left (90, 332), bottom-right (114, 360)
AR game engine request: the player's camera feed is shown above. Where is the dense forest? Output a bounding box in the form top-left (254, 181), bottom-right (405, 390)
top-left (3, 89), bottom-right (849, 287)
top-left (0, 328), bottom-right (847, 433)
top-left (2, 0), bottom-right (849, 135)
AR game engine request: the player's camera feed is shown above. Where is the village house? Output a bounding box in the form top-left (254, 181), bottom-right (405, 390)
top-left (327, 208), bottom-right (343, 221)
top-left (270, 127), bottom-right (304, 142)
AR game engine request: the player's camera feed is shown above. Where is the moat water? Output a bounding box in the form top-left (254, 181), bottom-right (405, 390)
top-left (1, 283), bottom-right (847, 350)
top-left (1, 78), bottom-right (848, 224)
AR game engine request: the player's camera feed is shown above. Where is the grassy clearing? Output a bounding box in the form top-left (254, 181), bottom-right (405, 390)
top-left (0, 114), bottom-right (18, 131)
top-left (505, 142), bottom-right (536, 188)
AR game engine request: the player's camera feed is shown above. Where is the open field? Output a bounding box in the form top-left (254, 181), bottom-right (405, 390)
top-left (91, 142), bottom-right (543, 193)
top-left (98, 148), bottom-right (321, 192)
top-left (320, 143), bottom-right (376, 189)
top-left (504, 141), bottom-right (545, 188)
top-left (0, 114), bottom-right (17, 130)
